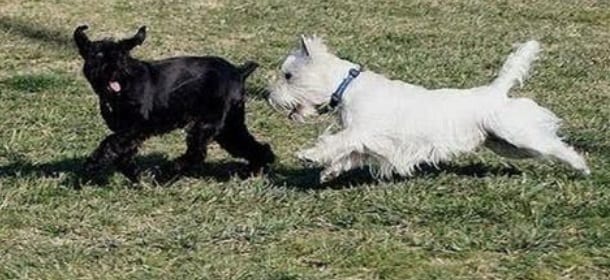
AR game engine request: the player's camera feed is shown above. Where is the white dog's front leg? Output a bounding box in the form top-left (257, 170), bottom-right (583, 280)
top-left (295, 148), bottom-right (320, 165)
top-left (320, 152), bottom-right (366, 183)
top-left (296, 131), bottom-right (354, 165)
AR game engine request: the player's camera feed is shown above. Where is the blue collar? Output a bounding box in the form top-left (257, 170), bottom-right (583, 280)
top-left (329, 67), bottom-right (361, 109)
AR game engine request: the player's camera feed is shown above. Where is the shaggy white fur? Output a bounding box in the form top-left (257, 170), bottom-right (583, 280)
top-left (267, 36), bottom-right (590, 183)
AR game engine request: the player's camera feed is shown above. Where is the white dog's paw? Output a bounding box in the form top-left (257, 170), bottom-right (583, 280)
top-left (296, 149), bottom-right (319, 166)
top-left (320, 168), bottom-right (339, 184)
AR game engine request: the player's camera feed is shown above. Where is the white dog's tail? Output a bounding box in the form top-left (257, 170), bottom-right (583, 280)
top-left (491, 40), bottom-right (542, 96)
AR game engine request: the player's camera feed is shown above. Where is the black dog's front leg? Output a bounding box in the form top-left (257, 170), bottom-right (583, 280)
top-left (84, 130), bottom-right (146, 181)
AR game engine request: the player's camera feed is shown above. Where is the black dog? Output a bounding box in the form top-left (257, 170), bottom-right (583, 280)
top-left (74, 25), bottom-right (275, 181)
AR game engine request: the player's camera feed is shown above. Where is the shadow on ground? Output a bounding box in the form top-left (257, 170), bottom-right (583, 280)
top-left (270, 162), bottom-right (522, 190)
top-left (0, 153), bottom-right (257, 189)
top-left (0, 154), bottom-right (522, 190)
top-left (0, 16), bottom-right (73, 49)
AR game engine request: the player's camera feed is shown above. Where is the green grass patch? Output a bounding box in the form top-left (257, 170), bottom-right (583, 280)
top-left (0, 74), bottom-right (74, 93)
top-left (0, 0), bottom-right (609, 279)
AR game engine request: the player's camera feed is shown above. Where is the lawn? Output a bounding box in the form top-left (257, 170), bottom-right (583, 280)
top-left (0, 0), bottom-right (609, 279)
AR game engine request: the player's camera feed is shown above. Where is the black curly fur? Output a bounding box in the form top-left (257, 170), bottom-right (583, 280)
top-left (74, 25), bottom-right (275, 181)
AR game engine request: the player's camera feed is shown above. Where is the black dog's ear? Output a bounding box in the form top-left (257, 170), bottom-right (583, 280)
top-left (74, 25), bottom-right (90, 57)
top-left (119, 26), bottom-right (147, 51)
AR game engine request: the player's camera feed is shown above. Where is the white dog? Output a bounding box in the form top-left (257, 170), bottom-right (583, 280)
top-left (267, 36), bottom-right (590, 183)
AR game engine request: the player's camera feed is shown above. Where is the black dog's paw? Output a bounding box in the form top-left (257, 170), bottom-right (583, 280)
top-left (171, 155), bottom-right (195, 174)
top-left (142, 164), bottom-right (180, 186)
top-left (143, 157), bottom-right (192, 184)
top-left (244, 163), bottom-right (273, 178)
top-left (262, 143), bottom-right (276, 164)
top-left (119, 166), bottom-right (142, 183)
top-left (80, 159), bottom-right (111, 186)
top-left (249, 143), bottom-right (276, 174)
top-left (82, 158), bottom-right (102, 177)
top-left (146, 165), bottom-right (164, 179)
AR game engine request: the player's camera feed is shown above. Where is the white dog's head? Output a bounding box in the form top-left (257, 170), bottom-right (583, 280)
top-left (267, 35), bottom-right (359, 122)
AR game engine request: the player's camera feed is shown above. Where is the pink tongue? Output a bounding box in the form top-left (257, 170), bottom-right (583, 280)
top-left (109, 81), bottom-right (121, 92)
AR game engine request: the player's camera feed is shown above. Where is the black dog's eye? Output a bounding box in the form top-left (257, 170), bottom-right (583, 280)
top-left (284, 72), bottom-right (292, 80)
top-left (95, 52), bottom-right (104, 58)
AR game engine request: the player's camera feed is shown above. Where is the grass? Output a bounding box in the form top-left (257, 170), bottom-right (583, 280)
top-left (0, 0), bottom-right (609, 279)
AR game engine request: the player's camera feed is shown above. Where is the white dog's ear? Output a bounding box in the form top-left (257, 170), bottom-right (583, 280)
top-left (299, 34), bottom-right (311, 57)
top-left (298, 34), bottom-right (328, 58)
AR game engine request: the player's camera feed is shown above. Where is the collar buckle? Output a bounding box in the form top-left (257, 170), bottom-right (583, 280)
top-left (328, 66), bottom-right (362, 110)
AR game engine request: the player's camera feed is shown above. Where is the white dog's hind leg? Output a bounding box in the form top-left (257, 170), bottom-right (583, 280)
top-left (486, 134), bottom-right (590, 175)
top-left (485, 98), bottom-right (590, 175)
top-left (541, 142), bottom-right (590, 175)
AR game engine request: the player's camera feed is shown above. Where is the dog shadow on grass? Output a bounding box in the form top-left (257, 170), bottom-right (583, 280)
top-left (0, 16), bottom-right (73, 49)
top-left (0, 153), bottom-right (524, 190)
top-left (269, 165), bottom-right (375, 190)
top-left (0, 155), bottom-right (91, 189)
top-left (0, 153), bottom-right (256, 189)
top-left (270, 162), bottom-right (523, 190)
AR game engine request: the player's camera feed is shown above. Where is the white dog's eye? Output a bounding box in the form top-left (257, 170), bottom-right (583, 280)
top-left (284, 72), bottom-right (292, 80)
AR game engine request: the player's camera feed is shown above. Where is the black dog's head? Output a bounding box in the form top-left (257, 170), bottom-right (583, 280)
top-left (74, 25), bottom-right (146, 94)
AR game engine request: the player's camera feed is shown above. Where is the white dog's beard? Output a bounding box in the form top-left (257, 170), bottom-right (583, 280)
top-left (267, 90), bottom-right (307, 122)
top-left (268, 82), bottom-right (330, 122)
top-left (287, 104), bottom-right (306, 122)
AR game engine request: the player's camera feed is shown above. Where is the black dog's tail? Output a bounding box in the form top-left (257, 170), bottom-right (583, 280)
top-left (238, 61), bottom-right (259, 79)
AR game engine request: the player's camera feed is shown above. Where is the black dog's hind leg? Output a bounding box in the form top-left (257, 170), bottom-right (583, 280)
top-left (84, 130), bottom-right (147, 182)
top-left (215, 104), bottom-right (275, 174)
top-left (173, 122), bottom-right (218, 172)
